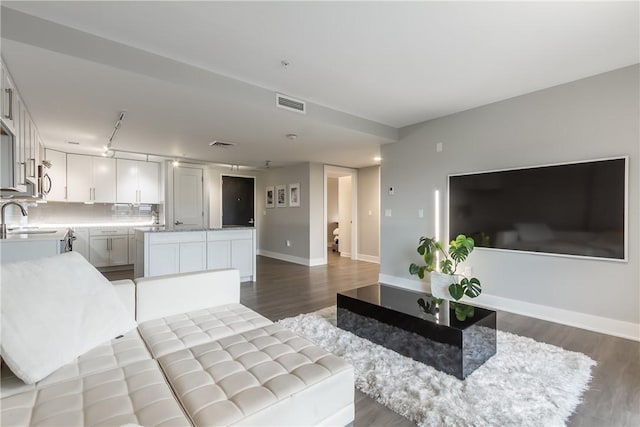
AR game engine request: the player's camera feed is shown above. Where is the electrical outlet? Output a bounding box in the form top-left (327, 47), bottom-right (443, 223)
top-left (436, 142), bottom-right (443, 152)
top-left (388, 187), bottom-right (395, 196)
top-left (286, 240), bottom-right (291, 247)
top-left (464, 266), bottom-right (473, 277)
top-left (418, 209), bottom-right (424, 218)
top-left (368, 210), bottom-right (372, 216)
top-left (385, 209), bottom-right (392, 217)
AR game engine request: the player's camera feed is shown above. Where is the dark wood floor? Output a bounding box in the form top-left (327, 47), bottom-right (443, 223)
top-left (104, 252), bottom-right (640, 427)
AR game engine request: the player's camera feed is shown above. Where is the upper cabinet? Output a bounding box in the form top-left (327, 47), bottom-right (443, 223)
top-left (44, 149), bottom-right (67, 201)
top-left (1, 61), bottom-right (16, 133)
top-left (2, 58), bottom-right (44, 197)
top-left (67, 154), bottom-right (116, 203)
top-left (116, 159), bottom-right (159, 204)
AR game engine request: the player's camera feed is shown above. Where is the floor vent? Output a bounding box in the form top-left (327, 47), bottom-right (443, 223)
top-left (276, 93), bottom-right (306, 114)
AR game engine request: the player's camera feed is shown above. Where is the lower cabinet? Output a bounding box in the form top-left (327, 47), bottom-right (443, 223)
top-left (89, 235), bottom-right (128, 267)
top-left (206, 229), bottom-right (255, 281)
top-left (88, 227), bottom-right (129, 267)
top-left (139, 229), bottom-right (255, 280)
top-left (146, 231), bottom-right (206, 277)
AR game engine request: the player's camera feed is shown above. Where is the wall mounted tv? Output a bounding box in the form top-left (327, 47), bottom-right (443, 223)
top-left (448, 157), bottom-right (627, 261)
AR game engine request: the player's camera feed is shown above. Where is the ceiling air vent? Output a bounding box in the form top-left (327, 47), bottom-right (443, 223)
top-left (276, 93), bottom-right (306, 114)
top-left (209, 140), bottom-right (235, 147)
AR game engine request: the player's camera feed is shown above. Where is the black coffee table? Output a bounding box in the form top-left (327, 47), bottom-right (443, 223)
top-left (337, 284), bottom-right (496, 379)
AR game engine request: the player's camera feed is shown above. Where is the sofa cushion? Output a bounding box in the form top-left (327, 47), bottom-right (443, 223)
top-left (157, 324), bottom-right (354, 426)
top-left (138, 303), bottom-right (272, 358)
top-left (0, 359), bottom-right (191, 427)
top-left (1, 329), bottom-right (151, 398)
top-left (0, 252), bottom-right (136, 384)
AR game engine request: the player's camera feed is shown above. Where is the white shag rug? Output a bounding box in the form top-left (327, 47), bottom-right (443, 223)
top-left (277, 306), bottom-right (596, 427)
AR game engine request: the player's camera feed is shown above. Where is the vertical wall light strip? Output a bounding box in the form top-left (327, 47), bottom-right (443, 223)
top-left (434, 189), bottom-right (440, 270)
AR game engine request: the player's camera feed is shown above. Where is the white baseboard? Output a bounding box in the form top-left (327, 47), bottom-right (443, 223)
top-left (258, 249), bottom-right (323, 267)
top-left (358, 254), bottom-right (380, 264)
top-left (378, 273), bottom-right (640, 341)
top-left (340, 251), bottom-right (352, 258)
top-left (309, 257), bottom-right (325, 266)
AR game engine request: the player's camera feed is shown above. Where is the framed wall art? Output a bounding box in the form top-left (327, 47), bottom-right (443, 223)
top-left (276, 185), bottom-right (287, 207)
top-left (289, 183), bottom-right (300, 207)
top-left (265, 186), bottom-right (275, 208)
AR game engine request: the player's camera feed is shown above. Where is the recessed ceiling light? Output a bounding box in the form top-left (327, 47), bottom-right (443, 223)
top-left (286, 134), bottom-right (297, 140)
top-left (281, 60), bottom-right (290, 69)
top-left (172, 160), bottom-right (180, 167)
top-left (67, 141), bottom-right (80, 145)
top-left (374, 156), bottom-right (382, 162)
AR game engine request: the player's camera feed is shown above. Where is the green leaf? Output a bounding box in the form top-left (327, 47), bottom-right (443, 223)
top-left (417, 268), bottom-right (425, 279)
top-left (448, 283), bottom-right (464, 300)
top-left (440, 259), bottom-right (453, 274)
top-left (409, 263), bottom-right (421, 275)
top-left (464, 277), bottom-right (482, 298)
top-left (417, 298), bottom-right (426, 310)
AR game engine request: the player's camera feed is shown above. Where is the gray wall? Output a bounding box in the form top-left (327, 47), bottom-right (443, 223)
top-left (358, 165), bottom-right (380, 260)
top-left (380, 65), bottom-right (639, 331)
top-left (259, 163), bottom-right (312, 260)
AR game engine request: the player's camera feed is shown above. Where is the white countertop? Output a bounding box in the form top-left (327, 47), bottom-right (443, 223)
top-left (1, 228), bottom-right (69, 242)
top-left (137, 226), bottom-right (255, 233)
top-left (29, 222), bottom-right (158, 228)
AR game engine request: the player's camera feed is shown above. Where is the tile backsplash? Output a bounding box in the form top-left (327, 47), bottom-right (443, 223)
top-left (4, 202), bottom-right (161, 227)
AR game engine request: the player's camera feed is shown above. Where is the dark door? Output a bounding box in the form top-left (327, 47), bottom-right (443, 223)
top-left (222, 176), bottom-right (255, 227)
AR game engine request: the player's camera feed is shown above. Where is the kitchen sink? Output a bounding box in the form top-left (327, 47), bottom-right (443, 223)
top-left (8, 229), bottom-right (58, 235)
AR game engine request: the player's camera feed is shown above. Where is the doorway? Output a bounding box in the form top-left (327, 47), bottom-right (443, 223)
top-left (323, 165), bottom-right (358, 265)
top-left (222, 175), bottom-right (255, 227)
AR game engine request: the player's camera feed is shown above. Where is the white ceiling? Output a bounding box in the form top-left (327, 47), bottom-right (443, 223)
top-left (1, 1), bottom-right (638, 169)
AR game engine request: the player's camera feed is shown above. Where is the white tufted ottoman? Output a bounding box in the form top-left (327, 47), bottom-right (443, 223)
top-left (157, 324), bottom-right (354, 426)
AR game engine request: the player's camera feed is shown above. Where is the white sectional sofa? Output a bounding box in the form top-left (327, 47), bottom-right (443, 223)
top-left (0, 255), bottom-right (354, 426)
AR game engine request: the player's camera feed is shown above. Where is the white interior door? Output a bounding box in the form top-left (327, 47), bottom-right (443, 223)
top-left (173, 166), bottom-right (204, 229)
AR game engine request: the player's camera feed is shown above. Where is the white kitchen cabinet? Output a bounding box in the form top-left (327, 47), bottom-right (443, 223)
top-left (140, 231), bottom-right (206, 277)
top-left (179, 241), bottom-right (207, 273)
top-left (73, 228), bottom-right (89, 260)
top-left (45, 149), bottom-right (67, 201)
top-left (116, 159), bottom-right (159, 204)
top-left (1, 61), bottom-right (16, 133)
top-left (148, 243), bottom-right (180, 277)
top-left (128, 234), bottom-right (136, 265)
top-left (231, 238), bottom-right (253, 279)
top-left (206, 240), bottom-right (230, 270)
top-left (206, 229), bottom-right (255, 281)
top-left (67, 154), bottom-right (116, 202)
top-left (89, 227), bottom-right (129, 267)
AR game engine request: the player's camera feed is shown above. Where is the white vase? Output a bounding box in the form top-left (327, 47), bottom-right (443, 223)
top-left (429, 271), bottom-right (463, 300)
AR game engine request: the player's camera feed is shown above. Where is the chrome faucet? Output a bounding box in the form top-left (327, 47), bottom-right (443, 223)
top-left (1, 202), bottom-right (28, 239)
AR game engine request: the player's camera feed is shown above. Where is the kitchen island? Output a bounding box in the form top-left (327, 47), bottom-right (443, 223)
top-left (134, 227), bottom-right (256, 281)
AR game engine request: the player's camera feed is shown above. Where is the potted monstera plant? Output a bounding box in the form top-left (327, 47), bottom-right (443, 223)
top-left (409, 234), bottom-right (482, 321)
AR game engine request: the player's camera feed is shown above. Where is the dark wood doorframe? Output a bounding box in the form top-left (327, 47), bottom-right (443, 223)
top-left (221, 175), bottom-right (255, 227)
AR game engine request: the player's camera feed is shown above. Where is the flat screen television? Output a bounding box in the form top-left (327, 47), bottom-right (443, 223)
top-left (448, 157), bottom-right (627, 260)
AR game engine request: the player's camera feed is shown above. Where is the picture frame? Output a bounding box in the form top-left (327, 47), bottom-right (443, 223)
top-left (289, 183), bottom-right (300, 207)
top-left (276, 185), bottom-right (287, 207)
top-left (265, 186), bottom-right (275, 208)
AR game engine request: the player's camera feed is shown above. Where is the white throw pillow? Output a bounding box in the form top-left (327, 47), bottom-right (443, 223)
top-left (0, 252), bottom-right (136, 384)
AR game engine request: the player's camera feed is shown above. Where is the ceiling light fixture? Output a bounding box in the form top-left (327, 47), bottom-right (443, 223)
top-left (374, 156), bottom-right (382, 162)
top-left (66, 141), bottom-right (80, 145)
top-left (172, 159), bottom-right (180, 167)
top-left (108, 111), bottom-right (127, 146)
top-left (286, 133), bottom-right (297, 140)
top-left (280, 60), bottom-right (290, 69)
